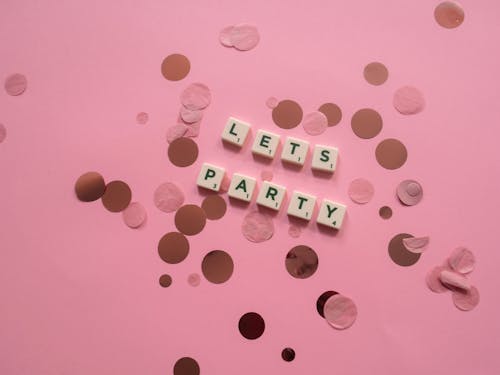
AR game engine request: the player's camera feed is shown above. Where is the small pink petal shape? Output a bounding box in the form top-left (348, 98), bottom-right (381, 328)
top-left (180, 83), bottom-right (212, 110)
top-left (219, 26), bottom-right (234, 47)
top-left (188, 273), bottom-right (201, 287)
top-left (122, 202), bottom-right (147, 228)
top-left (426, 266), bottom-right (449, 293)
top-left (180, 107), bottom-right (203, 124)
top-left (393, 86), bottom-right (425, 115)
top-left (302, 111), bottom-right (328, 136)
top-left (136, 112), bottom-right (149, 125)
top-left (153, 182), bottom-right (185, 213)
top-left (260, 170), bottom-right (274, 181)
top-left (0, 123), bottom-right (6, 143)
top-left (397, 179), bottom-right (423, 206)
top-left (448, 247), bottom-right (475, 274)
top-left (230, 24), bottom-right (260, 51)
top-left (241, 211), bottom-right (274, 243)
top-left (5, 73), bottom-right (27, 96)
top-left (266, 97), bottom-right (278, 109)
top-left (440, 270), bottom-right (471, 291)
top-left (184, 121), bottom-right (201, 138)
top-left (166, 124), bottom-right (188, 143)
top-left (402, 236), bottom-right (430, 253)
top-left (348, 178), bottom-right (375, 204)
top-left (324, 294), bottom-right (357, 330)
top-left (288, 224), bottom-right (302, 238)
top-left (219, 174), bottom-right (231, 193)
top-left (452, 286), bottom-right (480, 311)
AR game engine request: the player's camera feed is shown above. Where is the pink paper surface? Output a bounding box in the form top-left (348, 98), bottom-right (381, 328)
top-left (1, 1), bottom-right (499, 374)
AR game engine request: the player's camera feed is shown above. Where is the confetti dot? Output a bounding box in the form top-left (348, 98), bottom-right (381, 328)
top-left (184, 121), bottom-right (201, 138)
top-left (393, 86), bottom-right (425, 115)
top-left (448, 247), bottom-right (475, 274)
top-left (201, 194), bottom-right (227, 220)
top-left (363, 62), bottom-right (388, 86)
top-left (201, 250), bottom-right (234, 284)
top-left (219, 25), bottom-right (234, 47)
top-left (161, 54), bottom-right (190, 81)
top-left (238, 312), bottom-right (265, 340)
top-left (136, 112), bottom-right (149, 125)
top-left (402, 236), bottom-right (429, 253)
top-left (158, 232), bottom-right (189, 264)
top-left (324, 294), bottom-right (357, 330)
top-left (101, 180), bottom-right (132, 212)
top-left (230, 24), bottom-right (260, 51)
top-left (388, 233), bottom-right (421, 267)
top-left (375, 139), bottom-right (408, 170)
top-left (173, 357), bottom-right (200, 375)
top-left (175, 204), bottom-right (206, 236)
top-left (168, 137), bottom-right (199, 167)
top-left (318, 103), bottom-right (342, 127)
top-left (166, 124), bottom-right (188, 144)
top-left (348, 178), bottom-right (375, 204)
top-left (281, 348), bottom-right (295, 362)
top-left (180, 107), bottom-right (203, 124)
top-left (260, 170), bottom-right (274, 181)
top-left (0, 123), bottom-right (6, 143)
top-left (302, 111), bottom-right (328, 136)
top-left (241, 211), bottom-right (274, 243)
top-left (74, 172), bottom-right (106, 202)
top-left (351, 108), bottom-right (383, 139)
top-left (4, 73), bottom-right (27, 96)
top-left (397, 180), bottom-right (423, 205)
top-left (122, 202), bottom-right (147, 228)
top-left (316, 290), bottom-right (338, 318)
top-left (272, 100), bottom-right (303, 129)
top-left (159, 274), bottom-right (172, 288)
top-left (266, 97), bottom-right (278, 109)
top-left (154, 182), bottom-right (185, 213)
top-left (426, 266), bottom-right (449, 293)
top-left (440, 269), bottom-right (470, 291)
top-left (285, 245), bottom-right (318, 279)
top-left (434, 1), bottom-right (464, 29)
top-left (187, 273), bottom-right (201, 287)
top-left (180, 83), bottom-right (211, 110)
top-left (452, 286), bottom-right (480, 311)
top-left (379, 206), bottom-right (392, 219)
top-left (288, 224), bottom-right (301, 238)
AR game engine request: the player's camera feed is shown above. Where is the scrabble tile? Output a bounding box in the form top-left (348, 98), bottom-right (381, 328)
top-left (196, 163), bottom-right (225, 192)
top-left (287, 190), bottom-right (316, 220)
top-left (228, 173), bottom-right (256, 202)
top-left (256, 181), bottom-right (287, 211)
top-left (311, 144), bottom-right (339, 173)
top-left (316, 199), bottom-right (346, 229)
top-left (281, 136), bottom-right (309, 166)
top-left (251, 129), bottom-right (280, 159)
top-left (221, 117), bottom-right (251, 147)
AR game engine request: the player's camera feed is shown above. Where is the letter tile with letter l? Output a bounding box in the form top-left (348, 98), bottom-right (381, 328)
top-left (316, 199), bottom-right (346, 229)
top-left (281, 136), bottom-right (309, 166)
top-left (287, 190), bottom-right (316, 220)
top-left (251, 129), bottom-right (280, 159)
top-left (221, 117), bottom-right (251, 147)
top-left (228, 173), bottom-right (256, 202)
top-left (311, 144), bottom-right (339, 173)
top-left (196, 163), bottom-right (226, 192)
top-left (256, 181), bottom-right (287, 211)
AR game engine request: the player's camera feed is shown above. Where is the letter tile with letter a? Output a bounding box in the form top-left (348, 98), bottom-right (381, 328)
top-left (228, 173), bottom-right (256, 202)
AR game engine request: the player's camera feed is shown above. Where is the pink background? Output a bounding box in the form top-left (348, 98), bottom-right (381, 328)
top-left (1, 0), bottom-right (500, 374)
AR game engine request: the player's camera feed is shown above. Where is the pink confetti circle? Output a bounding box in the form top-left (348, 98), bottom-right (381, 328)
top-left (324, 294), bottom-right (357, 330)
top-left (348, 178), bottom-right (375, 204)
top-left (302, 111), bottom-right (328, 136)
top-left (448, 247), bottom-right (475, 274)
top-left (266, 97), bottom-right (279, 109)
top-left (166, 124), bottom-right (188, 144)
top-left (188, 273), bottom-right (201, 287)
top-left (452, 286), bottom-right (480, 311)
top-left (154, 182), bottom-right (185, 213)
top-left (122, 202), bottom-right (147, 228)
top-left (0, 124), bottom-right (6, 143)
top-left (136, 112), bottom-right (149, 125)
top-left (393, 86), bottom-right (425, 115)
top-left (440, 269), bottom-right (471, 291)
top-left (4, 73), bottom-right (27, 96)
top-left (219, 26), bottom-right (234, 47)
top-left (260, 170), bottom-right (274, 181)
top-left (230, 24), bottom-right (260, 51)
top-left (402, 236), bottom-right (429, 253)
top-left (397, 180), bottom-right (423, 206)
top-left (241, 211), bottom-right (274, 243)
top-left (425, 266), bottom-right (449, 293)
top-left (180, 107), bottom-right (203, 124)
top-left (184, 121), bottom-right (201, 138)
top-left (180, 83), bottom-right (211, 110)
top-left (288, 224), bottom-right (302, 238)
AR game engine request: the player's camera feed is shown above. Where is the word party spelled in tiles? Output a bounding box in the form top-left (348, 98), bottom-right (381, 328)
top-left (196, 163), bottom-right (346, 230)
top-left (221, 117), bottom-right (338, 173)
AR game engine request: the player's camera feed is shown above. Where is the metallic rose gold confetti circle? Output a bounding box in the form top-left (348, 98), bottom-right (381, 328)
top-left (266, 97), bottom-right (278, 109)
top-left (388, 233), bottom-right (421, 267)
top-left (230, 24), bottom-right (260, 51)
top-left (324, 294), bottom-right (358, 330)
top-left (434, 1), bottom-right (465, 29)
top-left (281, 348), bottom-right (295, 362)
top-left (316, 290), bottom-right (339, 318)
top-left (180, 107), bottom-right (203, 124)
top-left (375, 138), bottom-right (408, 170)
top-left (159, 274), bottom-right (172, 288)
top-left (272, 100), bottom-right (303, 129)
top-left (426, 266), bottom-right (449, 293)
top-left (393, 86), bottom-right (425, 115)
top-left (302, 111), bottom-right (328, 136)
top-left (448, 247), bottom-right (475, 274)
top-left (318, 103), bottom-right (342, 127)
top-left (154, 182), bottom-right (185, 213)
top-left (201, 250), bottom-right (234, 284)
top-left (238, 312), bottom-right (265, 340)
top-left (175, 204), bottom-right (206, 236)
top-left (4, 73), bottom-right (27, 96)
top-left (101, 180), bottom-right (132, 212)
top-left (74, 171), bottom-right (106, 202)
top-left (161, 54), bottom-right (190, 81)
top-left (136, 112), bottom-right (149, 125)
top-left (452, 286), bottom-right (480, 311)
top-left (397, 179), bottom-right (423, 205)
top-left (0, 123), bottom-right (6, 143)
top-left (379, 206), bottom-right (392, 219)
top-left (173, 357), bottom-right (200, 375)
top-left (351, 108), bottom-right (383, 139)
top-left (180, 83), bottom-right (211, 110)
top-left (219, 25), bottom-right (234, 47)
top-left (285, 245), bottom-right (319, 279)
top-left (288, 224), bottom-right (301, 238)
top-left (168, 137), bottom-right (199, 167)
top-left (348, 178), bottom-right (375, 204)
top-left (187, 273), bottom-right (201, 287)
top-left (363, 62), bottom-right (389, 86)
top-left (122, 202), bottom-right (147, 228)
top-left (158, 232), bottom-right (189, 264)
top-left (201, 194), bottom-right (227, 220)
top-left (241, 211), bottom-right (274, 243)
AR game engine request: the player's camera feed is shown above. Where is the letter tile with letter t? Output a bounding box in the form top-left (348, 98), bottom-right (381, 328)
top-left (287, 190), bottom-right (316, 220)
top-left (316, 199), bottom-right (346, 229)
top-left (256, 181), bottom-right (287, 211)
top-left (311, 144), bottom-right (339, 173)
top-left (281, 136), bottom-right (309, 166)
top-left (196, 163), bottom-right (226, 192)
top-left (251, 129), bottom-right (280, 159)
top-left (221, 117), bottom-right (251, 147)
top-left (228, 173), bottom-right (257, 202)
